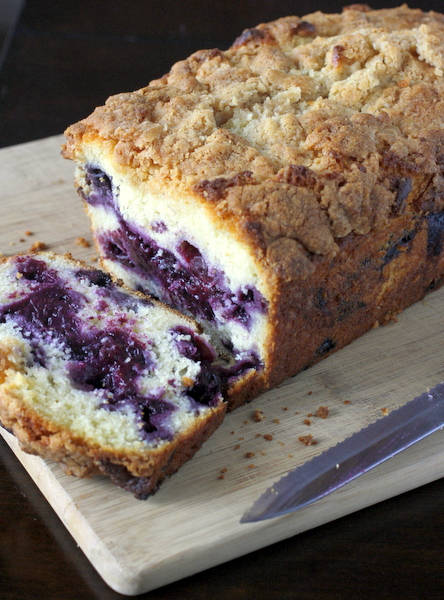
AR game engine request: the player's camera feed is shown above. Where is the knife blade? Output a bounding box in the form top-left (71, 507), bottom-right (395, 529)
top-left (241, 381), bottom-right (444, 523)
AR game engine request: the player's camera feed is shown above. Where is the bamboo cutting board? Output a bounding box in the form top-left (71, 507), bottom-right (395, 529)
top-left (1, 135), bottom-right (444, 596)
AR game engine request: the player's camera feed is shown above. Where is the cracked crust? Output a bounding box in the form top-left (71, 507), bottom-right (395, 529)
top-left (64, 4), bottom-right (444, 273)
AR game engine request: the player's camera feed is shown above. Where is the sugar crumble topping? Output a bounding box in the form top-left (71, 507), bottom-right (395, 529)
top-left (64, 5), bottom-right (444, 277)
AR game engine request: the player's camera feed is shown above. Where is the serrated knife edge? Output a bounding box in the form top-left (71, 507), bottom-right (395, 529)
top-left (241, 381), bottom-right (444, 523)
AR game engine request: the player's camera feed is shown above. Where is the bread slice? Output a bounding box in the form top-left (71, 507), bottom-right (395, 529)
top-left (0, 252), bottom-right (225, 498)
top-left (63, 5), bottom-right (444, 409)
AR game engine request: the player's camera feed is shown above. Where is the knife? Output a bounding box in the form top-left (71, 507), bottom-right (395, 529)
top-left (241, 381), bottom-right (444, 523)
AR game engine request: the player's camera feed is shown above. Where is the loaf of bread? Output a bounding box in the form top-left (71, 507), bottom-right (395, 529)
top-left (63, 4), bottom-right (444, 410)
top-left (0, 252), bottom-right (225, 498)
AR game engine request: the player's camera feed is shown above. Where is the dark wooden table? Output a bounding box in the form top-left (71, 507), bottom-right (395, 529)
top-left (1, 1), bottom-right (444, 598)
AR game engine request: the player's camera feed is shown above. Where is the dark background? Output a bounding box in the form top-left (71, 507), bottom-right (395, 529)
top-left (2, 1), bottom-right (444, 599)
top-left (1, 0), bottom-right (444, 148)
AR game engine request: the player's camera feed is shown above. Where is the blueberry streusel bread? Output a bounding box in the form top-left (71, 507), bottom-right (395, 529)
top-left (0, 253), bottom-right (225, 498)
top-left (63, 4), bottom-right (444, 409)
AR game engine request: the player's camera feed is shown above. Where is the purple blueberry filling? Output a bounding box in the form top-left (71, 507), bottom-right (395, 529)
top-left (0, 256), bottom-right (222, 441)
top-left (83, 166), bottom-right (114, 207)
top-left (83, 165), bottom-right (267, 333)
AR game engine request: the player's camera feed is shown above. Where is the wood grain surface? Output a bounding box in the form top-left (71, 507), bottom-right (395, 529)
top-left (1, 135), bottom-right (444, 595)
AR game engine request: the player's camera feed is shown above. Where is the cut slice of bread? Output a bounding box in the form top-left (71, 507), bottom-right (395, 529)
top-left (0, 252), bottom-right (225, 498)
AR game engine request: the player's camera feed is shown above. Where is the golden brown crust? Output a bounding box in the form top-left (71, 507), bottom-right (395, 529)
top-left (63, 5), bottom-right (444, 278)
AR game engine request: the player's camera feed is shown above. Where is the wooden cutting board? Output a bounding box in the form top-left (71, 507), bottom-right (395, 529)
top-left (2, 135), bottom-right (444, 596)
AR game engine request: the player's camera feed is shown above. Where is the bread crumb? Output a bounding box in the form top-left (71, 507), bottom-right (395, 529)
top-left (307, 413), bottom-right (313, 418)
top-left (218, 467), bottom-right (228, 480)
top-left (282, 407), bottom-right (288, 411)
top-left (381, 407), bottom-right (389, 415)
top-left (253, 409), bottom-right (265, 422)
top-left (315, 406), bottom-right (329, 419)
top-left (343, 400), bottom-right (351, 405)
top-left (263, 433), bottom-right (273, 441)
top-left (247, 464), bottom-right (255, 469)
top-left (234, 444), bottom-right (241, 450)
top-left (272, 418), bottom-right (280, 424)
top-left (29, 241), bottom-right (47, 252)
top-left (298, 434), bottom-right (317, 446)
top-left (244, 451), bottom-right (255, 458)
top-left (75, 236), bottom-right (90, 248)
top-left (303, 418), bottom-right (311, 425)
top-left (307, 391), bottom-right (313, 395)
top-left (24, 230), bottom-right (33, 236)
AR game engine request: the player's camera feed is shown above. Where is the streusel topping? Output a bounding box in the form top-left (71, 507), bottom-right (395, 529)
top-left (64, 5), bottom-right (444, 275)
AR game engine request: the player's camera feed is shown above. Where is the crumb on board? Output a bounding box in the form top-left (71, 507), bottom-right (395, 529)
top-left (253, 409), bottom-right (265, 422)
top-left (381, 407), bottom-right (389, 415)
top-left (304, 418), bottom-right (312, 426)
top-left (218, 467), bottom-right (228, 480)
top-left (263, 433), bottom-right (273, 441)
top-left (343, 400), bottom-right (351, 405)
top-left (298, 434), bottom-right (317, 446)
top-left (247, 464), bottom-right (255, 469)
top-left (75, 236), bottom-right (90, 248)
top-left (272, 418), bottom-right (280, 424)
top-left (315, 406), bottom-right (329, 419)
top-left (244, 452), bottom-right (255, 458)
top-left (29, 240), bottom-right (47, 252)
top-left (234, 444), bottom-right (241, 450)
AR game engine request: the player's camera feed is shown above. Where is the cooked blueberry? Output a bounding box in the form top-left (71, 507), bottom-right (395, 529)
top-left (84, 165), bottom-right (114, 207)
top-left (427, 212), bottom-right (444, 257)
top-left (317, 338), bottom-right (336, 355)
